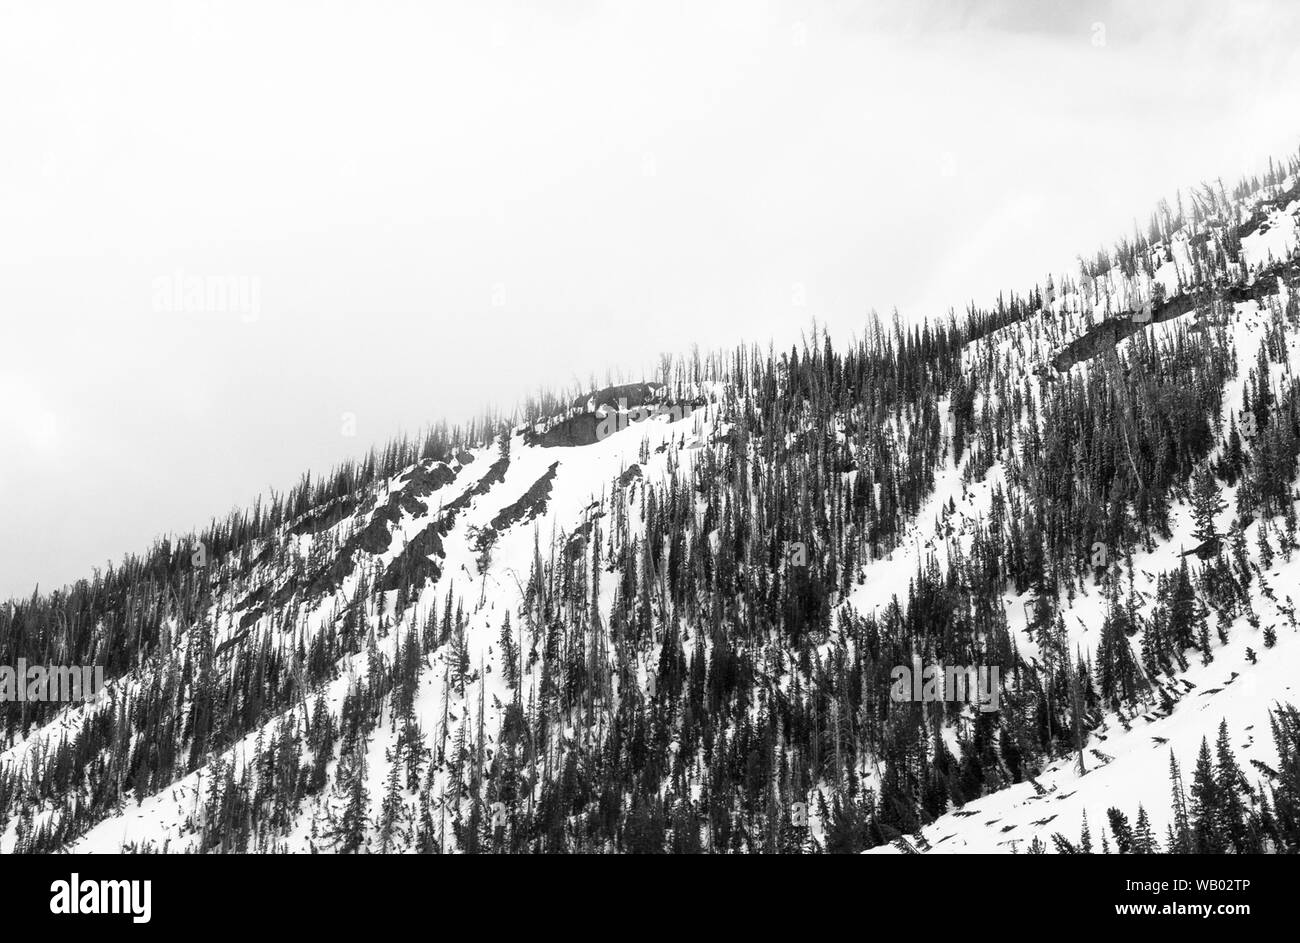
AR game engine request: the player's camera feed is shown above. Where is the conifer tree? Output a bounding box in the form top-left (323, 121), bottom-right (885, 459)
top-left (379, 746), bottom-right (404, 853)
top-left (336, 742), bottom-right (370, 854)
top-left (1168, 751), bottom-right (1193, 853)
top-left (1189, 737), bottom-right (1224, 853)
top-left (1191, 465), bottom-right (1226, 552)
top-left (1133, 805), bottom-right (1158, 853)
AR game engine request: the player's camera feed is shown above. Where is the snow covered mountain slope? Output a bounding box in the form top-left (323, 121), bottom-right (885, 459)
top-left (864, 297), bottom-right (1300, 853)
top-left (4, 153), bottom-right (1300, 854)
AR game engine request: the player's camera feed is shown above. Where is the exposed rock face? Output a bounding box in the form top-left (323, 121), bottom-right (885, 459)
top-left (469, 462), bottom-right (563, 565)
top-left (397, 462), bottom-right (457, 517)
top-left (379, 447), bottom-right (511, 594)
top-left (1051, 260), bottom-right (1300, 373)
top-left (564, 512), bottom-right (603, 561)
top-left (529, 389), bottom-right (704, 449)
top-left (570, 382), bottom-right (661, 412)
top-left (616, 464), bottom-right (642, 488)
top-left (287, 495), bottom-right (357, 537)
top-left (379, 513), bottom-right (450, 594)
top-left (1051, 312), bottom-right (1161, 374)
top-left (273, 462), bottom-right (465, 601)
top-left (1238, 177), bottom-right (1300, 235)
top-left (402, 460), bottom-right (457, 496)
top-left (287, 460), bottom-right (473, 602)
top-left (530, 413), bottom-right (602, 448)
top-left (532, 384), bottom-right (662, 448)
top-left (490, 462), bottom-right (560, 532)
top-left (470, 447), bottom-right (511, 496)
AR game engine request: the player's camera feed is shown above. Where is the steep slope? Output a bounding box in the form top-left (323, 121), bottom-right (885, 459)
top-left (4, 152), bottom-right (1300, 854)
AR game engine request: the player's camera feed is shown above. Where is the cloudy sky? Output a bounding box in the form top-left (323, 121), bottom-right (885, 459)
top-left (4, 0), bottom-right (1300, 599)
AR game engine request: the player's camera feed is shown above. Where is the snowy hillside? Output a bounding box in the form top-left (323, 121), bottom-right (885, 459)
top-left (4, 153), bottom-right (1300, 855)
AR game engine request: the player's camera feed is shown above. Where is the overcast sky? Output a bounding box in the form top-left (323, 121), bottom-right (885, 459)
top-left (3, 0), bottom-right (1300, 600)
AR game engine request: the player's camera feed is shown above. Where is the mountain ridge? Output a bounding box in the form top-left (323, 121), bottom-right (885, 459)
top-left (5, 147), bottom-right (1300, 854)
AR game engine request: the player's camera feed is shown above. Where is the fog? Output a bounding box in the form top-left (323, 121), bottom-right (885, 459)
top-left (4, 0), bottom-right (1299, 598)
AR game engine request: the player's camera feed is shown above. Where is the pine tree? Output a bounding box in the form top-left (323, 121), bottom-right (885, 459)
top-left (1189, 737), bottom-right (1224, 853)
top-left (1168, 560), bottom-right (1198, 652)
top-left (336, 743), bottom-right (370, 854)
top-left (499, 613), bottom-right (519, 691)
top-left (1214, 720), bottom-right (1252, 853)
top-left (1106, 807), bottom-right (1134, 853)
top-left (379, 746), bottom-right (404, 853)
top-left (1168, 751), bottom-right (1192, 853)
top-left (1191, 465), bottom-right (1226, 553)
top-left (402, 718), bottom-right (426, 790)
top-left (1133, 804), bottom-right (1158, 853)
top-left (1257, 522), bottom-right (1275, 569)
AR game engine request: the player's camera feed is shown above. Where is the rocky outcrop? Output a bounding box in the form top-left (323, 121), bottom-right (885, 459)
top-left (1051, 259), bottom-right (1300, 373)
top-left (489, 462), bottom-right (560, 532)
top-left (570, 382), bottom-right (661, 411)
top-left (616, 464), bottom-right (642, 488)
top-left (531, 413), bottom-right (603, 448)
